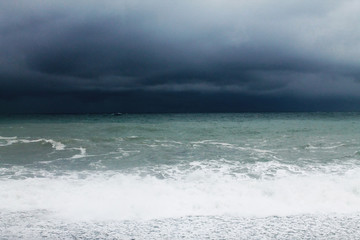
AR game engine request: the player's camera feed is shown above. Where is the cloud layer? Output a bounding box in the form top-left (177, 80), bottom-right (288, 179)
top-left (1, 0), bottom-right (360, 112)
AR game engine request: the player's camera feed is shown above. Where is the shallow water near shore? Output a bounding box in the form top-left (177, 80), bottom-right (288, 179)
top-left (1, 113), bottom-right (360, 239)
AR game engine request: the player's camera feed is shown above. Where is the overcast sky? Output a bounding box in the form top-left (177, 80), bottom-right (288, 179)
top-left (1, 0), bottom-right (360, 113)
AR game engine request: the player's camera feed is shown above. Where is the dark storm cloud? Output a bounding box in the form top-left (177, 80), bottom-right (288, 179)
top-left (0, 0), bottom-right (360, 113)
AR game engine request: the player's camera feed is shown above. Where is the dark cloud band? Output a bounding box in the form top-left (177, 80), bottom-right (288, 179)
top-left (0, 0), bottom-right (359, 113)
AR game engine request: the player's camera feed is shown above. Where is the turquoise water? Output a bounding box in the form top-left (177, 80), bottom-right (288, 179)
top-left (1, 113), bottom-right (360, 239)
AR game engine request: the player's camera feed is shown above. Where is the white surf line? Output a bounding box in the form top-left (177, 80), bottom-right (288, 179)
top-left (0, 137), bottom-right (66, 150)
top-left (70, 147), bottom-right (87, 159)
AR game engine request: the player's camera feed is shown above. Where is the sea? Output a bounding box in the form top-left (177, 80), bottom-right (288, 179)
top-left (1, 113), bottom-right (360, 239)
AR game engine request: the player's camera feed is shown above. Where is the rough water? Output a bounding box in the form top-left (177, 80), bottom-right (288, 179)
top-left (1, 113), bottom-right (360, 239)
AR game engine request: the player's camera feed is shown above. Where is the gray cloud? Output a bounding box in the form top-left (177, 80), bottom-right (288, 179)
top-left (0, 0), bottom-right (360, 112)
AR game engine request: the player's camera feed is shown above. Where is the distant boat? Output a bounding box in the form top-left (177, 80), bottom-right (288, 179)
top-left (112, 112), bottom-right (123, 116)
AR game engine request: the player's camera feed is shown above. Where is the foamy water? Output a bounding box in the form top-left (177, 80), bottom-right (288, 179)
top-left (1, 113), bottom-right (360, 239)
top-left (2, 165), bottom-right (360, 221)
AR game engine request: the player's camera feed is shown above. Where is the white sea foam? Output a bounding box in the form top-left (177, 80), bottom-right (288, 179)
top-left (117, 148), bottom-right (141, 156)
top-left (190, 140), bottom-right (275, 153)
top-left (191, 140), bottom-right (214, 144)
top-left (0, 136), bottom-right (17, 140)
top-left (127, 136), bottom-right (139, 139)
top-left (1, 164), bottom-right (360, 221)
top-left (0, 137), bottom-right (65, 150)
top-left (305, 144), bottom-right (346, 150)
top-left (0, 140), bottom-right (18, 147)
top-left (71, 147), bottom-right (87, 159)
top-left (154, 140), bottom-right (183, 144)
top-left (44, 139), bottom-right (66, 150)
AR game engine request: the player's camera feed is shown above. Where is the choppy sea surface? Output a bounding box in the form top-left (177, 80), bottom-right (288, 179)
top-left (1, 113), bottom-right (360, 239)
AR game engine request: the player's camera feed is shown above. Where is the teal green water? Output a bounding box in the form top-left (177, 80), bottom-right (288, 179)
top-left (1, 113), bottom-right (360, 171)
top-left (1, 113), bottom-right (360, 239)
